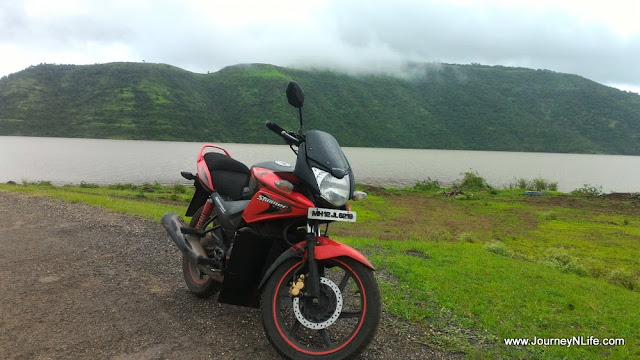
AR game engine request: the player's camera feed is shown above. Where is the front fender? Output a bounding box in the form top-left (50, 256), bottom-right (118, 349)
top-left (258, 236), bottom-right (374, 289)
top-left (313, 236), bottom-right (375, 270)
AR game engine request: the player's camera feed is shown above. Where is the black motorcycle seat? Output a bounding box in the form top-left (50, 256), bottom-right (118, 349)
top-left (204, 152), bottom-right (250, 200)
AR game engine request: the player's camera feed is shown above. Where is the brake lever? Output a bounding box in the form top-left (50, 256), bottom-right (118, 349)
top-left (282, 131), bottom-right (302, 146)
top-left (287, 131), bottom-right (304, 142)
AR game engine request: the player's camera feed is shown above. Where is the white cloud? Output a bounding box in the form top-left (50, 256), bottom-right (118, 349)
top-left (1, 0), bottom-right (639, 91)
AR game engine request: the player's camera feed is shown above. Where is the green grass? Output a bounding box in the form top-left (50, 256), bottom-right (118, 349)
top-left (344, 186), bottom-right (640, 358)
top-left (1, 182), bottom-right (192, 222)
top-left (345, 238), bottom-right (640, 359)
top-left (1, 182), bottom-right (638, 358)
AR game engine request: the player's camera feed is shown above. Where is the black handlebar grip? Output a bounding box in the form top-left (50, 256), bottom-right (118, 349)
top-left (265, 121), bottom-right (301, 146)
top-left (265, 121), bottom-right (285, 134)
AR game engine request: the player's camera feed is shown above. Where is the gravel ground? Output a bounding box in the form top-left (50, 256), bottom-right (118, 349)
top-left (0, 191), bottom-right (459, 360)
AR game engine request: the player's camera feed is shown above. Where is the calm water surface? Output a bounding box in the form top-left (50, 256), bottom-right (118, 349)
top-left (1, 136), bottom-right (639, 192)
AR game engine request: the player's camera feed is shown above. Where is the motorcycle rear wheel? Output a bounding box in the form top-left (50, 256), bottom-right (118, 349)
top-left (181, 206), bottom-right (220, 298)
top-left (261, 257), bottom-right (380, 360)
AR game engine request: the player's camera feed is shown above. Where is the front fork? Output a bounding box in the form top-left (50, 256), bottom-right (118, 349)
top-left (306, 221), bottom-right (321, 301)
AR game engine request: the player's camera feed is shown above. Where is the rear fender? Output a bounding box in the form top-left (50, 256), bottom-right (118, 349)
top-left (258, 236), bottom-right (374, 289)
top-left (185, 180), bottom-right (209, 217)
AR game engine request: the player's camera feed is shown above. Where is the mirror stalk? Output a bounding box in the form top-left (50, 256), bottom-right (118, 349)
top-left (298, 108), bottom-right (304, 134)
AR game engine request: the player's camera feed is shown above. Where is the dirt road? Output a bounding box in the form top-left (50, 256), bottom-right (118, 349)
top-left (0, 192), bottom-right (455, 360)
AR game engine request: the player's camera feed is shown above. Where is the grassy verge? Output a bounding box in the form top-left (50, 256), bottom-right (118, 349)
top-left (0, 181), bottom-right (193, 222)
top-left (339, 185), bottom-right (639, 359)
top-left (1, 180), bottom-right (639, 359)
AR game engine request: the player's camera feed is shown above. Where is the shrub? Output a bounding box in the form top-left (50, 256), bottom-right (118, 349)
top-left (21, 180), bottom-right (53, 186)
top-left (571, 184), bottom-right (603, 197)
top-left (515, 178), bottom-right (528, 189)
top-left (540, 211), bottom-right (558, 221)
top-left (79, 181), bottom-right (99, 188)
top-left (455, 171), bottom-right (492, 190)
top-left (108, 183), bottom-right (136, 190)
top-left (542, 248), bottom-right (587, 276)
top-left (173, 184), bottom-right (187, 193)
top-left (532, 178), bottom-right (547, 190)
top-left (484, 240), bottom-right (510, 256)
top-left (428, 230), bottom-right (453, 242)
top-left (457, 232), bottom-right (477, 243)
top-left (141, 182), bottom-right (160, 193)
top-left (513, 178), bottom-right (559, 191)
top-left (608, 268), bottom-right (639, 291)
top-left (414, 177), bottom-right (441, 191)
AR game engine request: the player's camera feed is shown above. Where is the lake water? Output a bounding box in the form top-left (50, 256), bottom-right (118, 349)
top-left (1, 136), bottom-right (639, 192)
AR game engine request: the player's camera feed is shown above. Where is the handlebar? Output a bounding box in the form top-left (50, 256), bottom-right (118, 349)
top-left (266, 121), bottom-right (285, 134)
top-left (265, 121), bottom-right (302, 146)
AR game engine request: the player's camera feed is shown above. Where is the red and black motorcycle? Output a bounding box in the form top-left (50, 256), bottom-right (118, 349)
top-left (162, 81), bottom-right (380, 360)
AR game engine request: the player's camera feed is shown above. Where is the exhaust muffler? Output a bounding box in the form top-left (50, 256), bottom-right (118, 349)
top-left (161, 212), bottom-right (223, 282)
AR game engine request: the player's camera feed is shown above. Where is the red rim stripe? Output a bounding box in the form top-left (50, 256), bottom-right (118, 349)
top-left (271, 259), bottom-right (367, 356)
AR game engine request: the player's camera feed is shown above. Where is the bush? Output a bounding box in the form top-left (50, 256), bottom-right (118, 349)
top-left (542, 248), bottom-right (587, 276)
top-left (515, 178), bottom-right (528, 189)
top-left (414, 177), bottom-right (441, 191)
top-left (512, 178), bottom-right (558, 191)
top-left (608, 268), bottom-right (639, 291)
top-left (533, 178), bottom-right (558, 191)
top-left (571, 184), bottom-right (603, 197)
top-left (455, 171), bottom-right (491, 191)
top-left (108, 183), bottom-right (136, 190)
top-left (540, 211), bottom-right (558, 221)
top-left (173, 184), bottom-right (187, 194)
top-left (22, 180), bottom-right (53, 187)
top-left (79, 181), bottom-right (99, 188)
top-left (427, 230), bottom-right (453, 242)
top-left (140, 182), bottom-right (162, 193)
top-left (457, 232), bottom-right (477, 243)
top-left (484, 240), bottom-right (510, 256)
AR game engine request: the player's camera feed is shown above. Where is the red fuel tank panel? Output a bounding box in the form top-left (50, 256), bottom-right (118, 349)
top-left (242, 167), bottom-right (314, 223)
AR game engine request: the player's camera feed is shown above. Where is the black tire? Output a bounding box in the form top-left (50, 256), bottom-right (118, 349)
top-left (261, 257), bottom-right (381, 360)
top-left (181, 206), bottom-right (220, 298)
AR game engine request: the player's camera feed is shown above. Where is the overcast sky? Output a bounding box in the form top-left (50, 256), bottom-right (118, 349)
top-left (1, 0), bottom-right (639, 93)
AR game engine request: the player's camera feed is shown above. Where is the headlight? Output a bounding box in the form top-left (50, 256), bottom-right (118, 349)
top-left (312, 167), bottom-right (350, 207)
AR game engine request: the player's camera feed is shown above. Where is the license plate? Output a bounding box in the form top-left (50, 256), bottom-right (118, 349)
top-left (308, 208), bottom-right (357, 222)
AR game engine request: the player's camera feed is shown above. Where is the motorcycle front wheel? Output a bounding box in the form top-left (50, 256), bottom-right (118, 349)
top-left (261, 257), bottom-right (380, 360)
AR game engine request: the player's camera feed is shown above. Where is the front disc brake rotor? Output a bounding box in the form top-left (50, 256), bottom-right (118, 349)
top-left (292, 277), bottom-right (343, 330)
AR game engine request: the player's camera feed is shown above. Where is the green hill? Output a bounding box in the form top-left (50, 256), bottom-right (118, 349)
top-left (1, 62), bottom-right (639, 154)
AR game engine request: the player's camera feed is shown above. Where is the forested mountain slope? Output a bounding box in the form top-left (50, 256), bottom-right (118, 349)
top-left (1, 62), bottom-right (639, 154)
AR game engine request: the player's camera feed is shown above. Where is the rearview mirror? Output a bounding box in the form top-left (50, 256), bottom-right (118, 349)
top-left (286, 81), bottom-right (304, 108)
